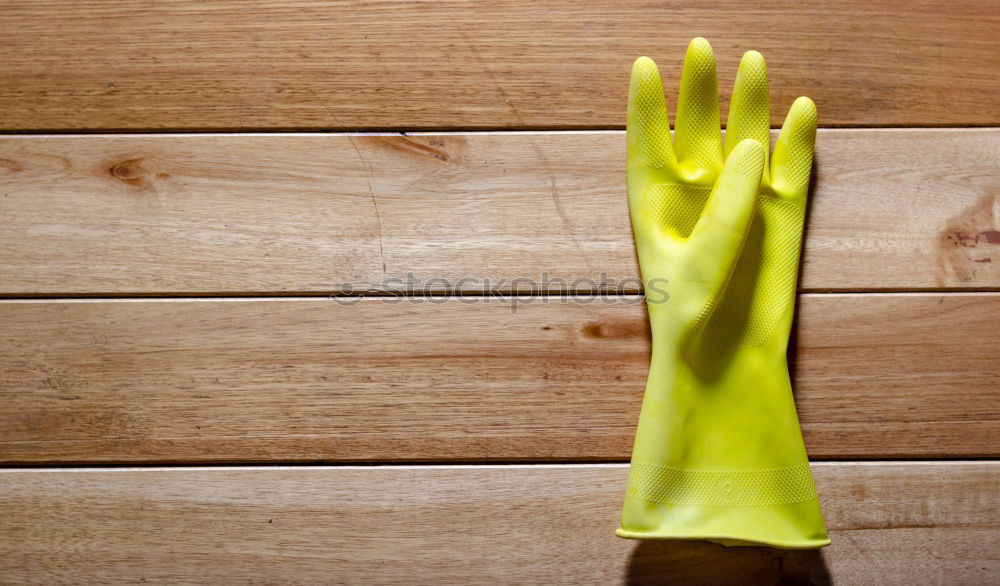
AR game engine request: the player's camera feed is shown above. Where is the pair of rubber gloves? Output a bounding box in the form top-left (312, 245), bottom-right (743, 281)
top-left (617, 38), bottom-right (829, 548)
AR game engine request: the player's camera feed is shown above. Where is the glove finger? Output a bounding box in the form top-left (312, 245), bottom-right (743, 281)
top-left (627, 56), bottom-right (676, 171)
top-left (674, 37), bottom-right (723, 172)
top-left (770, 96), bottom-right (818, 200)
top-left (688, 139), bottom-right (765, 290)
top-left (725, 50), bottom-right (771, 183)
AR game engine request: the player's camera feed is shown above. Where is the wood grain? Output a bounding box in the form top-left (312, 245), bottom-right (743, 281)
top-left (1, 293), bottom-right (996, 464)
top-left (0, 1), bottom-right (997, 130)
top-left (1, 129), bottom-right (996, 295)
top-left (0, 463), bottom-right (996, 584)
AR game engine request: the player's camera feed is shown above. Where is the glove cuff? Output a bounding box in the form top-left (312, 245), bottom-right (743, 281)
top-left (617, 462), bottom-right (829, 548)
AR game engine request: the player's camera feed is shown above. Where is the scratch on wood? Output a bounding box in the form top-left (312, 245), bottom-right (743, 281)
top-left (459, 31), bottom-right (591, 270)
top-left (348, 137), bottom-right (388, 275)
top-left (839, 529), bottom-right (880, 572)
top-left (529, 140), bottom-right (590, 268)
top-left (306, 86), bottom-right (388, 275)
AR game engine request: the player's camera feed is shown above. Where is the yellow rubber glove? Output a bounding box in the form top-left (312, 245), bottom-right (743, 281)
top-left (617, 38), bottom-right (829, 548)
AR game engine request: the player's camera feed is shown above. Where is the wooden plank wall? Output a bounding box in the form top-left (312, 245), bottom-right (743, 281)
top-left (2, 294), bottom-right (997, 464)
top-left (2, 464), bottom-right (997, 583)
top-left (0, 1), bottom-right (997, 583)
top-left (0, 1), bottom-right (997, 130)
top-left (1, 130), bottom-right (996, 294)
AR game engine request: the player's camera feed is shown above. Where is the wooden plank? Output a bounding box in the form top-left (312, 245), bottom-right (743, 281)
top-left (1, 293), bottom-right (996, 464)
top-left (0, 463), bottom-right (996, 584)
top-left (1, 129), bottom-right (997, 295)
top-left (0, 1), bottom-right (997, 130)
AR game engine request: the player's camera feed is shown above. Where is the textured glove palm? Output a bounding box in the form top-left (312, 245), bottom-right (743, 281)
top-left (617, 38), bottom-right (829, 548)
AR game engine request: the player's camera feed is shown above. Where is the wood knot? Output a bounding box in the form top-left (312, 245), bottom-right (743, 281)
top-left (0, 158), bottom-right (24, 173)
top-left (109, 158), bottom-right (151, 186)
top-left (377, 135), bottom-right (458, 162)
top-left (582, 320), bottom-right (647, 340)
top-left (979, 230), bottom-right (1000, 245)
top-left (107, 156), bottom-right (170, 189)
top-left (937, 194), bottom-right (998, 284)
